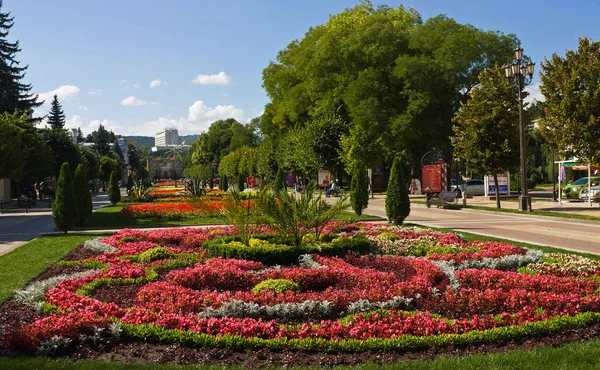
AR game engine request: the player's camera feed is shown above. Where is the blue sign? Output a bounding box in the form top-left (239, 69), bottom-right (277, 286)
top-left (489, 184), bottom-right (508, 193)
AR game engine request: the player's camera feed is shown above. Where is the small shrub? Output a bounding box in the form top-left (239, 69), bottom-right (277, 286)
top-left (350, 166), bottom-right (369, 216)
top-left (386, 157), bottom-right (410, 225)
top-left (108, 171), bottom-right (121, 206)
top-left (237, 173), bottom-right (245, 192)
top-left (252, 279), bottom-right (300, 294)
top-left (52, 162), bottom-right (78, 233)
top-left (74, 164), bottom-right (92, 226)
top-left (378, 232), bottom-right (399, 241)
top-left (138, 246), bottom-right (175, 263)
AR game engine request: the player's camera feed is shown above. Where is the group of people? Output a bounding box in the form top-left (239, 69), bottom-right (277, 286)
top-left (325, 180), bottom-right (340, 197)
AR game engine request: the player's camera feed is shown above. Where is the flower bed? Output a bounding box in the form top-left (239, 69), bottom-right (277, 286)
top-left (119, 202), bottom-right (224, 219)
top-left (4, 223), bottom-right (600, 358)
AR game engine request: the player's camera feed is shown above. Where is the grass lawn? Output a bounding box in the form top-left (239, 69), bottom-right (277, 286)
top-left (0, 232), bottom-right (110, 303)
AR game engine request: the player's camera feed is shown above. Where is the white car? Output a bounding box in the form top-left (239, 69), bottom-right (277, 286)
top-left (579, 185), bottom-right (600, 201)
top-left (456, 179), bottom-right (485, 197)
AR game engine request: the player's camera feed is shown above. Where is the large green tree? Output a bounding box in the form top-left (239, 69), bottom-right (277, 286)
top-left (0, 1), bottom-right (42, 116)
top-left (539, 37), bottom-right (600, 163)
top-left (44, 128), bottom-right (81, 176)
top-left (46, 95), bottom-right (66, 130)
top-left (74, 163), bottom-right (92, 225)
top-left (0, 111), bottom-right (27, 179)
top-left (453, 67), bottom-right (522, 208)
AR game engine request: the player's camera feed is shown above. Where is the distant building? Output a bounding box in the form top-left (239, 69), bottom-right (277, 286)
top-left (155, 128), bottom-right (179, 147)
top-left (147, 158), bottom-right (184, 179)
top-left (69, 128), bottom-right (78, 144)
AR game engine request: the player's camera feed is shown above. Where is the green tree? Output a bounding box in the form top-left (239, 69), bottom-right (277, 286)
top-left (91, 124), bottom-right (114, 156)
top-left (0, 2), bottom-right (42, 116)
top-left (98, 156), bottom-right (119, 183)
top-left (218, 150), bottom-right (241, 179)
top-left (46, 95), bottom-right (66, 130)
top-left (44, 127), bottom-right (81, 176)
top-left (453, 67), bottom-right (521, 208)
top-left (0, 112), bottom-right (27, 179)
top-left (386, 157), bottom-right (410, 225)
top-left (79, 146), bottom-right (99, 180)
top-left (108, 170), bottom-right (121, 206)
top-left (350, 166), bottom-right (369, 216)
top-left (52, 162), bottom-right (77, 233)
top-left (74, 163), bottom-right (92, 226)
top-left (220, 174), bottom-right (228, 191)
top-left (539, 37), bottom-right (600, 163)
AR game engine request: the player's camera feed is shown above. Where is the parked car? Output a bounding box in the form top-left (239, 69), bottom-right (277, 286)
top-left (562, 176), bottom-right (600, 199)
top-left (455, 179), bottom-right (485, 197)
top-left (579, 184), bottom-right (600, 201)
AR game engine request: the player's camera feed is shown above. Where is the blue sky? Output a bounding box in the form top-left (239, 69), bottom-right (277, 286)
top-left (5, 0), bottom-right (600, 136)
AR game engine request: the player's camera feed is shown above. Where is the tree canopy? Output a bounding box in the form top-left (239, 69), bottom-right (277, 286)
top-left (539, 37), bottom-right (600, 163)
top-left (47, 95), bottom-right (66, 130)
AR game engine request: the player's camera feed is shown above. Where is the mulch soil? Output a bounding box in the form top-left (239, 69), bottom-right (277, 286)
top-left (2, 245), bottom-right (600, 367)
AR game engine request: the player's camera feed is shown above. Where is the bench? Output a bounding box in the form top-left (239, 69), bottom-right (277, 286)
top-left (426, 190), bottom-right (459, 209)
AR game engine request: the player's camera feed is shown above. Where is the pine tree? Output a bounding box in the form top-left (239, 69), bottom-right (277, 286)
top-left (108, 170), bottom-right (121, 206)
top-left (350, 166), bottom-right (369, 216)
top-left (47, 95), bottom-right (66, 130)
top-left (274, 167), bottom-right (285, 192)
top-left (0, 1), bottom-right (42, 116)
top-left (386, 157), bottom-right (410, 225)
top-left (76, 127), bottom-right (84, 143)
top-left (237, 173), bottom-right (245, 192)
top-left (52, 162), bottom-right (77, 233)
top-left (74, 163), bottom-right (92, 226)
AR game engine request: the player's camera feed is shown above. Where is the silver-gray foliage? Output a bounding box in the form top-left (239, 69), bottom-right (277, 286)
top-left (299, 254), bottom-right (325, 269)
top-left (83, 238), bottom-right (117, 253)
top-left (14, 270), bottom-right (100, 312)
top-left (456, 248), bottom-right (543, 271)
top-left (198, 299), bottom-right (333, 320)
top-left (345, 296), bottom-right (413, 315)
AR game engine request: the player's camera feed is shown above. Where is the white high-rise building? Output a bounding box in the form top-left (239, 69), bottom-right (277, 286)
top-left (155, 128), bottom-right (179, 146)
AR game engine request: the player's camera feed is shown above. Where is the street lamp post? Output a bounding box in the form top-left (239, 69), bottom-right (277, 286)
top-left (505, 47), bottom-right (535, 211)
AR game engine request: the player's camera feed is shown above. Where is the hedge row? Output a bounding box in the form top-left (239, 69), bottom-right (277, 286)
top-left (201, 234), bottom-right (371, 265)
top-left (120, 311), bottom-right (600, 352)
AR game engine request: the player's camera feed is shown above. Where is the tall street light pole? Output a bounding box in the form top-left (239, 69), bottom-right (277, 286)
top-left (505, 47), bottom-right (535, 211)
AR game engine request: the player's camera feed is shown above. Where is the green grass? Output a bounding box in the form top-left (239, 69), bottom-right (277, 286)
top-left (0, 232), bottom-right (110, 303)
top-left (82, 205), bottom-right (224, 228)
top-left (335, 210), bottom-right (384, 221)
top-left (4, 337), bottom-right (600, 369)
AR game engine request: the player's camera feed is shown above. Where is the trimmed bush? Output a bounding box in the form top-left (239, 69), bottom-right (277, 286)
top-left (108, 170), bottom-right (121, 206)
top-left (138, 246), bottom-right (175, 263)
top-left (126, 175), bottom-right (134, 191)
top-left (52, 162), bottom-right (78, 233)
top-left (350, 166), bottom-right (369, 216)
top-left (386, 157), bottom-right (410, 225)
top-left (220, 175), bottom-right (228, 191)
top-left (74, 163), bottom-right (92, 226)
top-left (202, 234), bottom-right (371, 265)
top-left (237, 173), bottom-right (245, 192)
top-left (274, 167), bottom-right (285, 192)
top-left (253, 279), bottom-right (300, 294)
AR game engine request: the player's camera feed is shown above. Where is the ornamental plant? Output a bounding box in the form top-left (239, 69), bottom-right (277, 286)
top-left (74, 163), bottom-right (92, 226)
top-left (252, 279), bottom-right (300, 294)
top-left (386, 157), bottom-right (410, 225)
top-left (274, 167), bottom-right (285, 192)
top-left (52, 162), bottom-right (78, 233)
top-left (350, 166), bottom-right (369, 216)
top-left (108, 170), bottom-right (121, 206)
top-left (220, 175), bottom-right (228, 191)
top-left (237, 173), bottom-right (245, 192)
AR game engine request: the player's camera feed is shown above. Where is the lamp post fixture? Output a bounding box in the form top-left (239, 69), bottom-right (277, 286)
top-left (504, 47), bottom-right (535, 211)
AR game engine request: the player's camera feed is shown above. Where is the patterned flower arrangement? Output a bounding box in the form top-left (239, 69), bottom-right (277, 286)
top-left (119, 201), bottom-right (224, 219)
top-left (7, 224), bottom-right (600, 354)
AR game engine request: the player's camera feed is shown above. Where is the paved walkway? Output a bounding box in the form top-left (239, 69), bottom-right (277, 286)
top-left (361, 194), bottom-right (600, 255)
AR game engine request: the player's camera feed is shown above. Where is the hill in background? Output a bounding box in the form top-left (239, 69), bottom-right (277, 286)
top-left (125, 134), bottom-right (200, 148)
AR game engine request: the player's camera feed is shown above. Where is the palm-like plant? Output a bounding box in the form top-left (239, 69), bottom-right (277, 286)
top-left (258, 181), bottom-right (349, 247)
top-left (128, 178), bottom-right (151, 202)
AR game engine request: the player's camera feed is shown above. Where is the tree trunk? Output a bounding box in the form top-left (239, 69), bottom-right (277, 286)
top-left (494, 173), bottom-right (501, 209)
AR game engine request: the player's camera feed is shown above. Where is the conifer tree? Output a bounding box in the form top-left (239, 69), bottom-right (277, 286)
top-left (74, 163), bottom-right (92, 225)
top-left (220, 174), bottom-right (228, 191)
top-left (386, 157), bottom-right (410, 225)
top-left (52, 162), bottom-right (78, 233)
top-left (274, 167), bottom-right (285, 192)
top-left (237, 173), bottom-right (245, 192)
top-left (108, 170), bottom-right (121, 206)
top-left (47, 95), bottom-right (66, 130)
top-left (350, 166), bottom-right (369, 216)
top-left (0, 1), bottom-right (42, 115)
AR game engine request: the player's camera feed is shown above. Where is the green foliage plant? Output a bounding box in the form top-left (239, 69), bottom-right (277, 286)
top-left (108, 171), bottom-right (121, 206)
top-left (237, 173), bottom-right (245, 192)
top-left (52, 162), bottom-right (78, 233)
top-left (350, 166), bottom-right (369, 216)
top-left (220, 175), bottom-right (228, 191)
top-left (386, 157), bottom-right (410, 225)
top-left (73, 164), bottom-right (92, 226)
top-left (138, 246), bottom-right (175, 263)
top-left (274, 167), bottom-right (285, 192)
top-left (257, 181), bottom-right (349, 246)
top-left (128, 178), bottom-right (150, 202)
top-left (252, 279), bottom-right (300, 294)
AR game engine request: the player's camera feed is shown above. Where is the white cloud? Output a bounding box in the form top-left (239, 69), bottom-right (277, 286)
top-left (66, 115), bottom-right (82, 130)
top-left (141, 100), bottom-right (244, 136)
top-left (121, 96), bottom-right (148, 107)
top-left (525, 83), bottom-right (545, 104)
top-left (38, 85), bottom-right (80, 104)
top-left (119, 80), bottom-right (140, 89)
top-left (150, 79), bottom-right (161, 88)
top-left (131, 84), bottom-right (140, 89)
top-left (88, 89), bottom-right (102, 96)
top-left (88, 119), bottom-right (119, 133)
top-left (192, 71), bottom-right (231, 85)
top-left (79, 105), bottom-right (88, 111)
